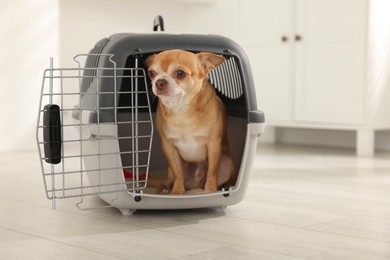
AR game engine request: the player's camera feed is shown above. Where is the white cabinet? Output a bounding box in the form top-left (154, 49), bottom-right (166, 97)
top-left (236, 0), bottom-right (295, 122)
top-left (233, 0), bottom-right (390, 156)
top-left (238, 0), bottom-right (366, 124)
top-left (294, 0), bottom-right (366, 125)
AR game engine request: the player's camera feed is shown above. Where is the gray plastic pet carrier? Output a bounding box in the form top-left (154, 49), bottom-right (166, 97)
top-left (36, 32), bottom-right (265, 215)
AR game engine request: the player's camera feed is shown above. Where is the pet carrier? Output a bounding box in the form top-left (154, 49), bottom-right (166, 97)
top-left (36, 33), bottom-right (265, 215)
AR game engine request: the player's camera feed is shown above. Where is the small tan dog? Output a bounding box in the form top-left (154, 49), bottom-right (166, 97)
top-left (145, 50), bottom-right (236, 194)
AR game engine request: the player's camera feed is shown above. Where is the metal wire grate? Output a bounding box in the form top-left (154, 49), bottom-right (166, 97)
top-left (36, 54), bottom-right (154, 205)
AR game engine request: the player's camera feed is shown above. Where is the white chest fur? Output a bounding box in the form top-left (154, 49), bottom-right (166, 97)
top-left (174, 135), bottom-right (207, 163)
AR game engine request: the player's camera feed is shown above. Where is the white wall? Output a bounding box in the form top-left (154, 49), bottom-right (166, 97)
top-left (0, 0), bottom-right (59, 151)
top-left (367, 0), bottom-right (390, 129)
top-left (0, 0), bottom-right (196, 152)
top-left (59, 0), bottom-right (190, 66)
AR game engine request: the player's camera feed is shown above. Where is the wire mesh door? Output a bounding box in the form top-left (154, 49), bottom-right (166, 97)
top-left (36, 54), bottom-right (154, 208)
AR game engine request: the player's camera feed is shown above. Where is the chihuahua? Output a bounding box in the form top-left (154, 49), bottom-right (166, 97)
top-left (145, 50), bottom-right (236, 194)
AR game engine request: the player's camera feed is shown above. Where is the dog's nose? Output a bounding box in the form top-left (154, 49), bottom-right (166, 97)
top-left (155, 78), bottom-right (168, 90)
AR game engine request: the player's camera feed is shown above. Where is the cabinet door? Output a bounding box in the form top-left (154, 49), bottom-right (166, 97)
top-left (294, 0), bottom-right (366, 124)
top-left (236, 0), bottom-right (295, 122)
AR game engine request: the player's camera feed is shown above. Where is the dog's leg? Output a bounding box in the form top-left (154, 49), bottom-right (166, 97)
top-left (160, 139), bottom-right (186, 195)
top-left (204, 139), bottom-right (222, 192)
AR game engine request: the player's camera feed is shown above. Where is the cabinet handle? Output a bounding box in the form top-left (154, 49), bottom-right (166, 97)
top-left (295, 34), bottom-right (302, 41)
top-left (281, 36), bottom-right (288, 42)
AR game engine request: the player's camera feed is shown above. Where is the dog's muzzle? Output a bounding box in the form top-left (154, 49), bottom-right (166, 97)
top-left (155, 78), bottom-right (168, 91)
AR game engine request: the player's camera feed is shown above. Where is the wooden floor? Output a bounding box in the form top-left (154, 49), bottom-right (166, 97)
top-left (1, 143), bottom-right (390, 259)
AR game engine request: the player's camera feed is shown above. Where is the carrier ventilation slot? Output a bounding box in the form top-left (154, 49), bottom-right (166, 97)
top-left (209, 57), bottom-right (243, 100)
top-left (81, 38), bottom-right (109, 93)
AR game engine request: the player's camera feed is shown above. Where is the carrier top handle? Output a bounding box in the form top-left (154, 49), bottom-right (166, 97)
top-left (153, 15), bottom-right (165, 31)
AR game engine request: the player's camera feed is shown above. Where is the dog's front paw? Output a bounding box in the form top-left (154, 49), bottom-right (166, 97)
top-left (204, 181), bottom-right (218, 193)
top-left (170, 188), bottom-right (185, 195)
top-left (171, 182), bottom-right (185, 195)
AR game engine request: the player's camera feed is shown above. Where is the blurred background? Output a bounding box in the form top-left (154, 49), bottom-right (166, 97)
top-left (1, 0), bottom-right (390, 156)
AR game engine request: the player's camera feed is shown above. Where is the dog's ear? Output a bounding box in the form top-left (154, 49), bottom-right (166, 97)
top-left (144, 54), bottom-right (157, 67)
top-left (197, 52), bottom-right (225, 74)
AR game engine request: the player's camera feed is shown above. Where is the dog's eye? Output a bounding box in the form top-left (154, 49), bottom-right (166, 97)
top-left (148, 70), bottom-right (156, 78)
top-left (175, 70), bottom-right (186, 79)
